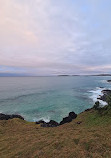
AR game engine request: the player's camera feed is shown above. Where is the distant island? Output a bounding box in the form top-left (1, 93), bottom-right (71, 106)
top-left (91, 74), bottom-right (111, 76)
top-left (57, 74), bottom-right (111, 77)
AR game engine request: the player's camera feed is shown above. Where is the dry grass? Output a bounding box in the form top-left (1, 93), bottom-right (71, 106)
top-left (0, 109), bottom-right (111, 158)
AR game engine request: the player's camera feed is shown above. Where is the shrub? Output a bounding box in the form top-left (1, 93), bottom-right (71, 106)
top-left (106, 94), bottom-right (111, 106)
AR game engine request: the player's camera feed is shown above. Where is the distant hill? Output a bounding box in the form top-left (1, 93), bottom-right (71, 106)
top-left (91, 74), bottom-right (111, 76)
top-left (58, 74), bottom-right (111, 77)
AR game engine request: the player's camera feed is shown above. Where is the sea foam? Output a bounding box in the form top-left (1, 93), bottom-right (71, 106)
top-left (89, 87), bottom-right (107, 106)
top-left (33, 116), bottom-right (50, 123)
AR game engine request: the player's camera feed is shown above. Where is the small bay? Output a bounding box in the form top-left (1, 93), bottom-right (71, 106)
top-left (0, 76), bottom-right (111, 122)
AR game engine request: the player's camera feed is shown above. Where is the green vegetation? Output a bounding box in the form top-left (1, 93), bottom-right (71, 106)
top-left (93, 101), bottom-right (100, 110)
top-left (0, 94), bottom-right (111, 158)
top-left (96, 94), bottom-right (111, 117)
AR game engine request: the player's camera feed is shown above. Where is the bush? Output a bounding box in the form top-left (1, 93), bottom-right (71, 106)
top-left (106, 94), bottom-right (111, 106)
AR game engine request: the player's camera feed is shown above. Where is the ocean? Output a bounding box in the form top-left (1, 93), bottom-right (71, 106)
top-left (0, 76), bottom-right (111, 122)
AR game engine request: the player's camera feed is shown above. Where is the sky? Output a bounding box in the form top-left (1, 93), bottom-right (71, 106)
top-left (0, 0), bottom-right (111, 76)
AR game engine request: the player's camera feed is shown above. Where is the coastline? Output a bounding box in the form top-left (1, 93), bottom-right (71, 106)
top-left (0, 86), bottom-right (111, 127)
top-left (0, 76), bottom-right (111, 123)
top-left (89, 87), bottom-right (108, 106)
top-left (0, 83), bottom-right (111, 157)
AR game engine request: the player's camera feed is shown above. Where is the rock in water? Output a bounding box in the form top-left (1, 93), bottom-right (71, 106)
top-left (59, 116), bottom-right (72, 125)
top-left (98, 90), bottom-right (111, 101)
top-left (60, 111), bottom-right (77, 125)
top-left (36, 119), bottom-right (59, 127)
top-left (41, 120), bottom-right (59, 127)
top-left (36, 111), bottom-right (77, 127)
top-left (36, 120), bottom-right (46, 124)
top-left (48, 120), bottom-right (59, 127)
top-left (107, 80), bottom-right (111, 83)
top-left (0, 113), bottom-right (24, 120)
top-left (69, 112), bottom-right (77, 119)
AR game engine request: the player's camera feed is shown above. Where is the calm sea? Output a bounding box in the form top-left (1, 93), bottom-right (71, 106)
top-left (0, 76), bottom-right (111, 122)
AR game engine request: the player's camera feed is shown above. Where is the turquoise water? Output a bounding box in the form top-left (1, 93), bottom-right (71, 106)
top-left (0, 76), bottom-right (111, 122)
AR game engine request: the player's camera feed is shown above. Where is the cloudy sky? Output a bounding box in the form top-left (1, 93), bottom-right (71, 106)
top-left (0, 0), bottom-right (111, 75)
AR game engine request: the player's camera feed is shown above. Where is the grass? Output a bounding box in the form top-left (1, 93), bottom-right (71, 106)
top-left (0, 96), bottom-right (111, 158)
top-left (73, 138), bottom-right (79, 145)
top-left (0, 108), bottom-right (111, 158)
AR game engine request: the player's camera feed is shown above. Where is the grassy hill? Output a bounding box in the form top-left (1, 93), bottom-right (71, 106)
top-left (0, 95), bottom-right (111, 158)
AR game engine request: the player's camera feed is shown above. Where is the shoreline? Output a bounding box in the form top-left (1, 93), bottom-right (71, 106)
top-left (89, 87), bottom-right (108, 106)
top-left (0, 78), bottom-right (111, 127)
top-left (0, 77), bottom-right (111, 123)
top-left (1, 88), bottom-right (111, 127)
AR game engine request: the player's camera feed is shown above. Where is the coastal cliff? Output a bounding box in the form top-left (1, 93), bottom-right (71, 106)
top-left (0, 89), bottom-right (111, 158)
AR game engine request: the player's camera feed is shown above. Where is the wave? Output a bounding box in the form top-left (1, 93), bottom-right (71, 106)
top-left (99, 80), bottom-right (107, 84)
top-left (33, 116), bottom-right (50, 123)
top-left (89, 87), bottom-right (107, 106)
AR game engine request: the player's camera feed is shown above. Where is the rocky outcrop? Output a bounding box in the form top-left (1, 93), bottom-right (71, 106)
top-left (36, 120), bottom-right (59, 127)
top-left (0, 113), bottom-right (24, 120)
top-left (98, 90), bottom-right (111, 101)
top-left (36, 111), bottom-right (77, 127)
top-left (59, 116), bottom-right (72, 125)
top-left (107, 80), bottom-right (111, 83)
top-left (36, 120), bottom-right (46, 124)
top-left (0, 111), bottom-right (77, 127)
top-left (41, 120), bottom-right (59, 127)
top-left (69, 112), bottom-right (77, 119)
top-left (60, 112), bottom-right (77, 125)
